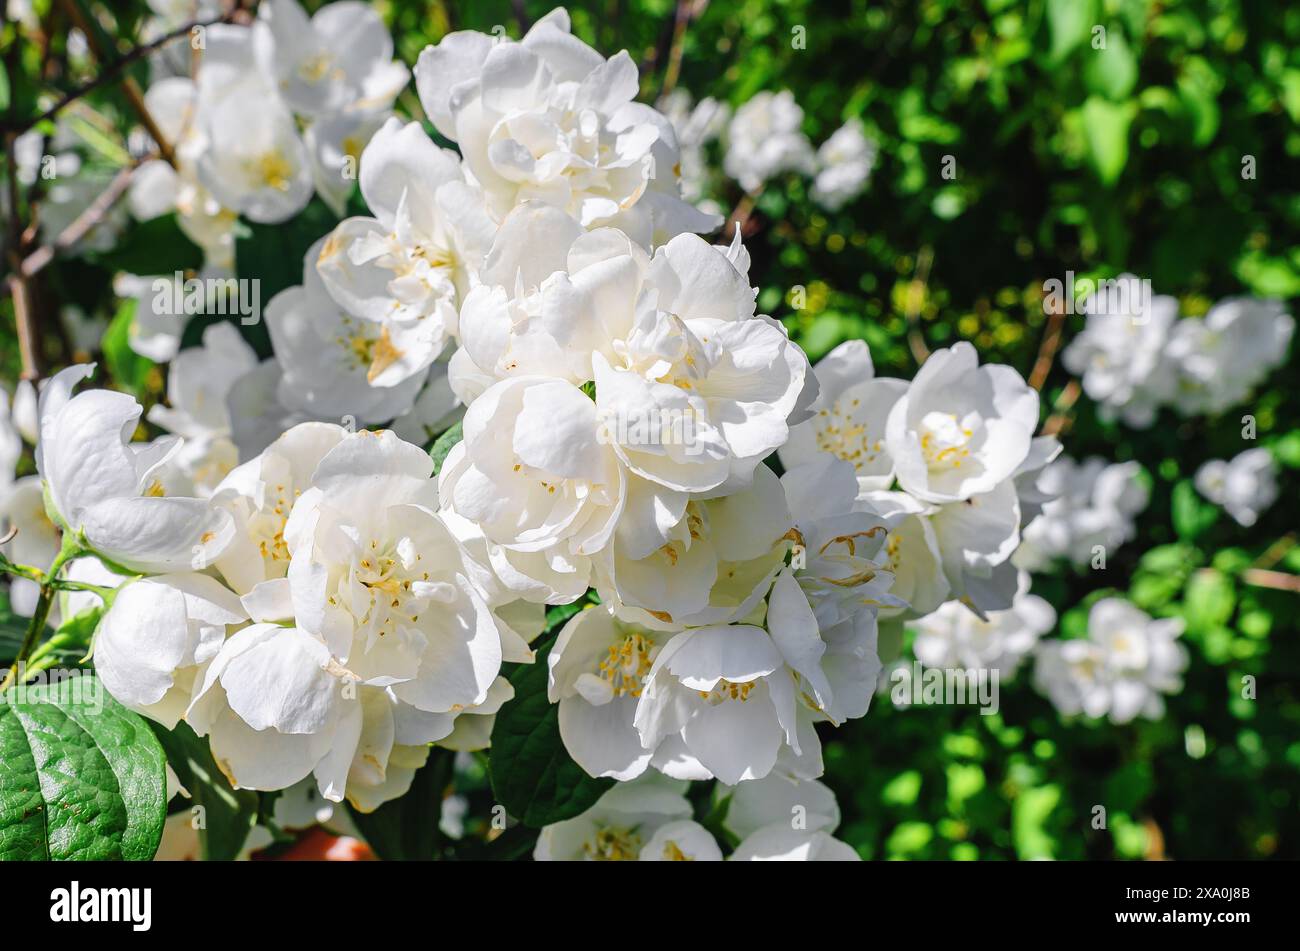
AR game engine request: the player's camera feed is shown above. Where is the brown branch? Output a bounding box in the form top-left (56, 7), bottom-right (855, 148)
top-left (20, 160), bottom-right (139, 279)
top-left (906, 245), bottom-right (933, 365)
top-left (724, 186), bottom-right (762, 242)
top-left (4, 9), bottom-right (237, 141)
top-left (54, 0), bottom-right (180, 166)
top-left (1028, 297), bottom-right (1066, 391)
top-left (659, 0), bottom-right (708, 101)
top-left (1040, 379), bottom-right (1081, 437)
top-left (1242, 569), bottom-right (1300, 593)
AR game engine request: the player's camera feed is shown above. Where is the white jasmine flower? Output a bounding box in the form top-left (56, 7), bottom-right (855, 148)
top-left (265, 237), bottom-right (427, 423)
top-left (533, 773), bottom-right (692, 860)
top-left (911, 571), bottom-right (1054, 676)
top-left (730, 824), bottom-right (859, 861)
top-left (781, 339), bottom-right (907, 493)
top-left (724, 90), bottom-right (815, 192)
top-left (414, 9), bottom-right (714, 245)
top-left (252, 0), bottom-right (409, 117)
top-left (1194, 448), bottom-right (1279, 527)
top-left (811, 117), bottom-right (876, 211)
top-left (93, 572), bottom-right (247, 729)
top-left (1060, 279), bottom-right (1178, 428)
top-left (314, 119), bottom-right (495, 386)
top-left (35, 365), bottom-right (233, 572)
top-left (1168, 298), bottom-right (1295, 417)
top-left (639, 819), bottom-right (723, 861)
top-left (1015, 457), bottom-right (1148, 570)
top-left (885, 341), bottom-right (1040, 504)
top-left (1033, 598), bottom-right (1187, 724)
top-left (718, 773), bottom-right (840, 841)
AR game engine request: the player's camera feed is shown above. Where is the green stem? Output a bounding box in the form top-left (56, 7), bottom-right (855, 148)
top-left (0, 538), bottom-right (81, 693)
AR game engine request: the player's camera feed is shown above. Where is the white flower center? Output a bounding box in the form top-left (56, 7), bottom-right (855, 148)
top-left (919, 411), bottom-right (975, 471)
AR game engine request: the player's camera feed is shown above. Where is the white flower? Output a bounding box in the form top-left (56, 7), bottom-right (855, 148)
top-left (1015, 457), bottom-right (1148, 570)
top-left (1168, 298), bottom-right (1295, 417)
top-left (414, 9), bottom-right (715, 245)
top-left (194, 27), bottom-right (313, 224)
top-left (265, 237), bottom-right (427, 423)
top-left (1194, 448), bottom-right (1279, 528)
top-left (314, 118), bottom-right (495, 385)
top-left (811, 118), bottom-right (875, 211)
top-left (548, 605), bottom-right (671, 780)
top-left (94, 572), bottom-right (247, 729)
top-left (116, 273), bottom-right (188, 363)
top-left (210, 421), bottom-right (347, 599)
top-left (1060, 280), bottom-right (1178, 428)
top-left (35, 365), bottom-right (233, 572)
top-left (885, 341), bottom-right (1039, 503)
top-left (724, 90), bottom-right (815, 192)
top-left (858, 490), bottom-right (950, 622)
top-left (718, 773), bottom-right (840, 841)
top-left (438, 373), bottom-right (624, 600)
top-left (911, 571), bottom-right (1054, 676)
top-left (456, 207), bottom-right (809, 494)
top-left (729, 825), bottom-right (859, 861)
top-left (633, 623), bottom-right (800, 784)
top-left (1033, 598), bottom-right (1187, 724)
top-left (252, 0), bottom-right (409, 118)
top-left (304, 109), bottom-right (389, 217)
top-left (533, 773), bottom-right (692, 860)
top-left (282, 429), bottom-right (504, 718)
top-left (781, 339), bottom-right (908, 493)
top-left (185, 622), bottom-right (356, 795)
top-left (639, 820), bottom-right (722, 861)
top-left (657, 88), bottom-right (729, 206)
top-left (0, 476), bottom-right (61, 616)
top-left (595, 464), bottom-right (790, 628)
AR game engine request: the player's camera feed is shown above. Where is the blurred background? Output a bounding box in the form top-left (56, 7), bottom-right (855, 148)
top-left (3, 0), bottom-right (1298, 859)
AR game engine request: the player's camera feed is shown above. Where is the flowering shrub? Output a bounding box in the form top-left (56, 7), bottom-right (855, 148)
top-left (1, 0), bottom-right (1296, 862)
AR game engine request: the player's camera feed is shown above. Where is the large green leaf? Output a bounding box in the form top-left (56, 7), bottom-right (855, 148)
top-left (489, 633), bottom-right (614, 828)
top-left (0, 674), bottom-right (167, 860)
top-left (147, 720), bottom-right (258, 862)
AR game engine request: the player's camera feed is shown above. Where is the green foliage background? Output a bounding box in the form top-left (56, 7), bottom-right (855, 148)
top-left (2, 0), bottom-right (1298, 859)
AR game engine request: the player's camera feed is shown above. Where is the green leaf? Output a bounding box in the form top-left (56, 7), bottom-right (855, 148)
top-left (147, 720), bottom-right (258, 861)
top-left (1083, 26), bottom-right (1137, 101)
top-left (1171, 479), bottom-right (1217, 540)
top-left (102, 299), bottom-right (155, 396)
top-left (0, 674), bottom-right (167, 860)
top-left (86, 214), bottom-right (204, 276)
top-left (346, 747), bottom-right (452, 860)
top-left (489, 632), bottom-right (614, 827)
top-left (428, 420), bottom-right (463, 476)
top-left (1081, 96), bottom-right (1134, 186)
top-left (1046, 0), bottom-right (1097, 63)
top-left (1183, 569), bottom-right (1236, 633)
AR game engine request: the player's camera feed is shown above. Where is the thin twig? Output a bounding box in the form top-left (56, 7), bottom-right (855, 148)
top-left (5, 10), bottom-right (236, 140)
top-left (1028, 297), bottom-right (1067, 391)
top-left (905, 245), bottom-right (933, 365)
top-left (1250, 533), bottom-right (1296, 571)
top-left (724, 187), bottom-right (762, 241)
top-left (54, 0), bottom-right (180, 166)
top-left (20, 159), bottom-right (139, 278)
top-left (1041, 379), bottom-right (1081, 437)
top-left (659, 0), bottom-right (707, 101)
top-left (1242, 569), bottom-right (1300, 593)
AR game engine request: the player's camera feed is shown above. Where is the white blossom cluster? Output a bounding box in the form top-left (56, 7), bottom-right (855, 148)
top-left (658, 87), bottom-right (875, 213)
top-left (1062, 278), bottom-right (1294, 428)
top-left (535, 772), bottom-right (858, 861)
top-left (6, 10), bottom-right (912, 828)
top-left (781, 339), bottom-right (1056, 633)
top-left (1195, 447), bottom-right (1279, 528)
top-left (1032, 597), bottom-right (1188, 724)
top-left (1013, 456), bottom-right (1149, 571)
top-left (128, 0), bottom-right (410, 277)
